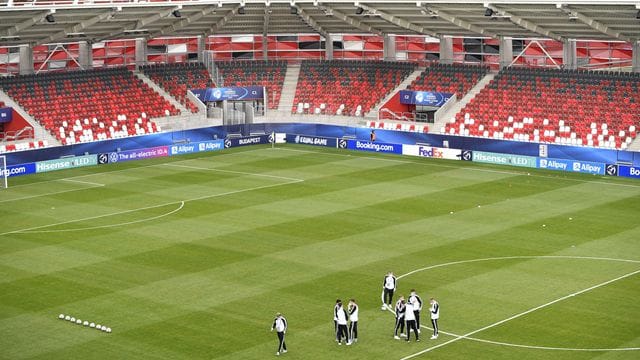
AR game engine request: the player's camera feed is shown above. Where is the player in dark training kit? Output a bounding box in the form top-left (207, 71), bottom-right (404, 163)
top-left (393, 296), bottom-right (406, 340)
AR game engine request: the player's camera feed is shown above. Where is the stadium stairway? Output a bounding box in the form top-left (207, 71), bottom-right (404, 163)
top-left (133, 71), bottom-right (190, 114)
top-left (431, 72), bottom-right (495, 134)
top-left (152, 112), bottom-right (212, 132)
top-left (0, 89), bottom-right (60, 146)
top-left (628, 137), bottom-right (640, 151)
top-left (277, 63), bottom-right (300, 112)
top-left (364, 67), bottom-right (426, 118)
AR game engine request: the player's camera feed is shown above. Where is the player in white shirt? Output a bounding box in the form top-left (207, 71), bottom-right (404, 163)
top-left (270, 313), bottom-right (288, 356)
top-left (382, 271), bottom-right (397, 310)
top-left (335, 300), bottom-right (349, 345)
top-left (408, 289), bottom-right (423, 332)
top-left (429, 298), bottom-right (440, 340)
top-left (404, 302), bottom-right (419, 342)
top-left (333, 299), bottom-right (340, 338)
top-left (348, 299), bottom-right (359, 345)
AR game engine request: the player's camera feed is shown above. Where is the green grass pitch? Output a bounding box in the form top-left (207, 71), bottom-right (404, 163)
top-left (1, 144), bottom-right (639, 359)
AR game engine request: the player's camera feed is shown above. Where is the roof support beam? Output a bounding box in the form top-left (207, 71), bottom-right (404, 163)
top-left (295, 5), bottom-right (329, 38)
top-left (0, 11), bottom-right (49, 39)
top-left (149, 6), bottom-right (217, 38)
top-left (322, 5), bottom-right (383, 35)
top-left (204, 4), bottom-right (242, 37)
top-left (92, 25), bottom-right (137, 43)
top-left (428, 6), bottom-right (497, 38)
top-left (359, 4), bottom-right (438, 37)
top-left (263, 7), bottom-right (270, 36)
top-left (570, 9), bottom-right (631, 42)
top-left (488, 5), bottom-right (563, 41)
top-left (36, 10), bottom-right (115, 45)
top-left (135, 7), bottom-right (175, 30)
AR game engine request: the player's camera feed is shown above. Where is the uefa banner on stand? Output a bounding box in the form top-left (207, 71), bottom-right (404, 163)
top-left (399, 90), bottom-right (453, 107)
top-left (191, 86), bottom-right (264, 102)
top-left (0, 107), bottom-right (12, 123)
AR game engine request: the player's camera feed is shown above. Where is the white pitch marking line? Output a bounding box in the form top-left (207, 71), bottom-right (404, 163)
top-left (396, 255), bottom-right (640, 281)
top-left (161, 163), bottom-right (304, 182)
top-left (400, 266), bottom-right (640, 359)
top-left (0, 179), bottom-right (302, 236)
top-left (20, 201), bottom-right (185, 234)
top-left (385, 307), bottom-right (640, 352)
top-left (0, 179), bottom-right (105, 203)
top-left (0, 186), bottom-right (99, 204)
top-left (275, 147), bottom-right (640, 189)
top-left (7, 146), bottom-right (270, 188)
top-left (58, 178), bottom-right (106, 187)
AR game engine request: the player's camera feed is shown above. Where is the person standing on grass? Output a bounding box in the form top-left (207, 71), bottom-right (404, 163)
top-left (408, 289), bottom-right (423, 332)
top-left (333, 299), bottom-right (341, 338)
top-left (271, 312), bottom-right (288, 356)
top-left (335, 300), bottom-right (349, 345)
top-left (348, 299), bottom-right (359, 345)
top-left (404, 301), bottom-right (419, 342)
top-left (430, 298), bottom-right (439, 340)
top-left (382, 271), bottom-right (397, 310)
top-left (394, 295), bottom-right (406, 340)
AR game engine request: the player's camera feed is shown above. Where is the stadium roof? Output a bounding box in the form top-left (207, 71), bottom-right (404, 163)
top-left (0, 1), bottom-right (639, 46)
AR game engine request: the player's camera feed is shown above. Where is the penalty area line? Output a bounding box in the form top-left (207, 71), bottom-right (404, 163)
top-left (19, 201), bottom-right (185, 234)
top-left (0, 182), bottom-right (105, 204)
top-left (0, 179), bottom-right (302, 236)
top-left (400, 268), bottom-right (640, 360)
top-left (58, 178), bottom-right (106, 187)
top-left (161, 163), bottom-right (304, 182)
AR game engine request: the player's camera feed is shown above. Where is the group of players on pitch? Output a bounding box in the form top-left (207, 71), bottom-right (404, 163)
top-left (270, 271), bottom-right (439, 355)
top-left (383, 271), bottom-right (440, 342)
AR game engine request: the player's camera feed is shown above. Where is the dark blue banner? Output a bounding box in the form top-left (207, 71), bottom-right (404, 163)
top-left (192, 86), bottom-right (264, 102)
top-left (286, 134), bottom-right (336, 147)
top-left (224, 134), bottom-right (272, 148)
top-left (169, 140), bottom-right (225, 156)
top-left (618, 165), bottom-right (640, 179)
top-left (399, 90), bottom-right (453, 107)
top-left (107, 146), bottom-right (169, 164)
top-left (2, 162), bottom-right (36, 177)
top-left (0, 107), bottom-right (12, 123)
top-left (537, 158), bottom-right (605, 175)
top-left (342, 139), bottom-right (403, 154)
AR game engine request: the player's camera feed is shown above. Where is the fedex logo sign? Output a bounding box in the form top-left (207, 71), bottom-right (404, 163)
top-left (418, 146), bottom-right (444, 159)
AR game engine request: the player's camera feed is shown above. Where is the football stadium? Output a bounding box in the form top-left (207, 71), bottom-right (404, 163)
top-left (1, 1), bottom-right (639, 359)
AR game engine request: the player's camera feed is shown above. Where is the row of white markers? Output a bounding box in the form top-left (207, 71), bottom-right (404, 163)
top-left (59, 314), bottom-right (112, 333)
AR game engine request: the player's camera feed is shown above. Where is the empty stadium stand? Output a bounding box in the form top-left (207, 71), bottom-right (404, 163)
top-left (215, 60), bottom-right (286, 109)
top-left (408, 63), bottom-right (489, 98)
top-left (293, 60), bottom-right (416, 116)
top-left (140, 62), bottom-right (214, 113)
top-left (0, 67), bottom-right (179, 144)
top-left (446, 68), bottom-right (640, 149)
top-left (0, 140), bottom-right (47, 154)
top-left (367, 120), bottom-right (429, 133)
